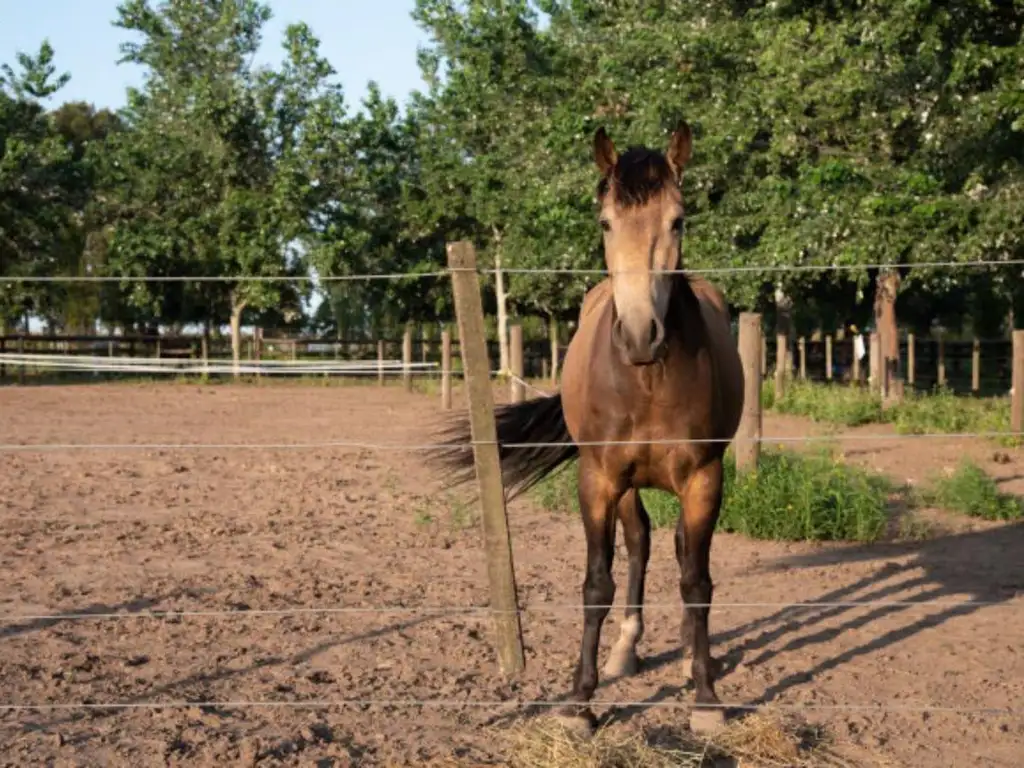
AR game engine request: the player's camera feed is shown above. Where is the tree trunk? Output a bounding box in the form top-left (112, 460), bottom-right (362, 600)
top-left (230, 298), bottom-right (247, 379)
top-left (493, 228), bottom-right (509, 374)
top-left (874, 270), bottom-right (902, 401)
top-left (774, 284), bottom-right (792, 399)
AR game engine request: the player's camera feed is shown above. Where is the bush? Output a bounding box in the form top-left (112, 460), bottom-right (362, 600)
top-left (921, 460), bottom-right (1023, 521)
top-left (531, 449), bottom-right (890, 542)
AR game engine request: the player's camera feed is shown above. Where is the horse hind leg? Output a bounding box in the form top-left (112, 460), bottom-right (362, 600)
top-left (603, 489), bottom-right (651, 678)
top-left (675, 458), bottom-right (727, 734)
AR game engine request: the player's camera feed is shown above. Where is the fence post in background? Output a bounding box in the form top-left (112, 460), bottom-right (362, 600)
top-left (825, 334), bottom-right (833, 381)
top-left (377, 340), bottom-right (385, 387)
top-left (869, 332), bottom-right (881, 393)
top-left (774, 331), bottom-right (789, 399)
top-left (541, 358), bottom-right (549, 382)
top-left (0, 337), bottom-right (5, 381)
top-left (907, 333), bottom-right (915, 389)
top-left (937, 335), bottom-right (946, 388)
top-left (549, 318), bottom-right (559, 386)
top-left (446, 240), bottom-right (525, 677)
top-left (201, 336), bottom-right (209, 382)
top-left (403, 325), bottom-right (413, 393)
top-left (972, 337), bottom-right (981, 394)
top-left (17, 336), bottom-right (25, 385)
top-left (737, 312), bottom-right (762, 473)
top-left (1011, 330), bottom-right (1023, 436)
top-left (421, 326), bottom-right (430, 364)
top-left (441, 328), bottom-right (452, 411)
top-left (510, 324), bottom-right (524, 404)
top-left (798, 336), bottom-right (807, 380)
top-left (852, 336), bottom-right (861, 385)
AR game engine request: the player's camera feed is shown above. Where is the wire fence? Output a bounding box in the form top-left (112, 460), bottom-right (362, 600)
top-left (2, 257), bottom-right (1023, 726)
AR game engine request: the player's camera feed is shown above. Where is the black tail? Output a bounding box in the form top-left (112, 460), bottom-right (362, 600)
top-left (430, 393), bottom-right (578, 501)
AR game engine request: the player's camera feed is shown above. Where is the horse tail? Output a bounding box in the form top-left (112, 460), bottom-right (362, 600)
top-left (431, 393), bottom-right (578, 501)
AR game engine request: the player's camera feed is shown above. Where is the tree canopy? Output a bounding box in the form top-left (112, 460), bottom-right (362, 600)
top-left (1, 0), bottom-right (1021, 343)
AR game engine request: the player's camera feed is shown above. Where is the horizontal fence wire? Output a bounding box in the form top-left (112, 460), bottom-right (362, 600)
top-left (0, 598), bottom-right (1016, 624)
top-left (1, 431), bottom-right (1021, 452)
top-left (0, 699), bottom-right (1014, 715)
top-left (3, 258), bottom-right (1024, 283)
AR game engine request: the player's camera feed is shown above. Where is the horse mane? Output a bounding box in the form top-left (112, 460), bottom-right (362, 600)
top-left (596, 147), bottom-right (675, 208)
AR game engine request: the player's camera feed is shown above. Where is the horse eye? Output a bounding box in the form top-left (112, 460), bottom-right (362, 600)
top-left (671, 216), bottom-right (685, 234)
top-left (600, 219), bottom-right (611, 232)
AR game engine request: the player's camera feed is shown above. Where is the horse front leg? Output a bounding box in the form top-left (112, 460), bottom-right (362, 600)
top-left (603, 489), bottom-right (651, 678)
top-left (675, 458), bottom-right (726, 734)
top-left (555, 455), bottom-right (623, 735)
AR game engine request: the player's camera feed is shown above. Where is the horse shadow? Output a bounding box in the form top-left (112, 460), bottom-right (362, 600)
top-left (495, 520), bottom-right (1024, 729)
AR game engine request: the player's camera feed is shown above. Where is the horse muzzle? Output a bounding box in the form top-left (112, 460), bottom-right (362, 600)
top-left (612, 315), bottom-right (666, 365)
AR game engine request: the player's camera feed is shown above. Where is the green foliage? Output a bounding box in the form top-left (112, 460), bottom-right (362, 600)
top-left (531, 449), bottom-right (890, 542)
top-left (921, 461), bottom-right (1023, 522)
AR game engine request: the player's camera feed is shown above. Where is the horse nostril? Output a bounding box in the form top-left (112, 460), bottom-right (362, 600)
top-left (650, 318), bottom-right (665, 349)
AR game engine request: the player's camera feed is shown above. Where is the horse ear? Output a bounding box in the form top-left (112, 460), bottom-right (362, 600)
top-left (667, 120), bottom-right (692, 179)
top-left (593, 127), bottom-right (617, 175)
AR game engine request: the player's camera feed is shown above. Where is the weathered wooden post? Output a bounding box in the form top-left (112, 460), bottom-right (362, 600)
top-left (441, 328), bottom-right (452, 411)
top-left (736, 312), bottom-right (763, 473)
top-left (869, 331), bottom-right (881, 393)
top-left (509, 324), bottom-right (524, 404)
top-left (972, 337), bottom-right (981, 394)
top-left (403, 325), bottom-right (413, 393)
top-left (825, 334), bottom-right (833, 382)
top-left (798, 336), bottom-right (807, 380)
top-left (1011, 331), bottom-right (1023, 436)
top-left (907, 333), bottom-right (915, 388)
top-left (937, 335), bottom-right (946, 388)
top-left (377, 340), bottom-right (385, 387)
top-left (447, 240), bottom-right (525, 676)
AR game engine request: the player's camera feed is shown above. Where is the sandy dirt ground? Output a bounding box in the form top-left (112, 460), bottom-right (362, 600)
top-left (0, 381), bottom-right (1022, 767)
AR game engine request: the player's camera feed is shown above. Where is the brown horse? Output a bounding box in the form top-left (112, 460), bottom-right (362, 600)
top-left (434, 122), bottom-right (744, 735)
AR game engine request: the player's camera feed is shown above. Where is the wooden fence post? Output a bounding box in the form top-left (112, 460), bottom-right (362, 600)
top-left (869, 332), bottom-right (881, 393)
top-left (972, 337), bottom-right (981, 393)
top-left (549, 319), bottom-right (559, 386)
top-left (774, 331), bottom-right (789, 398)
top-left (736, 312), bottom-right (762, 473)
top-left (907, 333), bottom-right (915, 388)
top-left (377, 340), bottom-right (385, 387)
top-left (798, 336), bottom-right (807, 380)
top-left (17, 336), bottom-right (25, 385)
top-left (201, 336), bottom-right (209, 382)
top-left (1011, 330), bottom-right (1023, 436)
top-left (441, 328), bottom-right (452, 411)
top-left (937, 335), bottom-right (946, 388)
top-left (510, 324), bottom-right (524, 404)
top-left (403, 325), bottom-right (413, 393)
top-left (825, 335), bottom-right (833, 381)
top-left (446, 240), bottom-right (525, 676)
top-left (852, 336), bottom-right (861, 385)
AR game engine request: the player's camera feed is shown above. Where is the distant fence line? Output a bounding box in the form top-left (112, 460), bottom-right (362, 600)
top-left (0, 330), bottom-right (1020, 395)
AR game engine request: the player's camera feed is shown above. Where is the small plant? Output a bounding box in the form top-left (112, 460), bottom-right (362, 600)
top-left (921, 460), bottom-right (1023, 521)
top-left (531, 448), bottom-right (891, 542)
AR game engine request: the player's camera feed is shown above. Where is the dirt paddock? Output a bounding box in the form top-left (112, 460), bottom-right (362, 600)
top-left (0, 381), bottom-right (1022, 767)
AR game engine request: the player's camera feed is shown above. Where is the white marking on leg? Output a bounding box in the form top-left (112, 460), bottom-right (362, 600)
top-left (603, 614), bottom-right (643, 677)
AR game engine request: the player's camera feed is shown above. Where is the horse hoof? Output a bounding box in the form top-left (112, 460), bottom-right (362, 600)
top-left (551, 711), bottom-right (596, 739)
top-left (603, 648), bottom-right (640, 677)
top-left (689, 707), bottom-right (727, 735)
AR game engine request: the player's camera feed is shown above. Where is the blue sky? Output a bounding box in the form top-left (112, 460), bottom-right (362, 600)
top-left (0, 0), bottom-right (430, 111)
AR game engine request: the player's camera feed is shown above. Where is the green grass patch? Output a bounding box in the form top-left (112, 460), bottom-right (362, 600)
top-left (531, 448), bottom-right (890, 542)
top-left (762, 380), bottom-right (1019, 447)
top-left (920, 460), bottom-right (1023, 521)
top-left (761, 379), bottom-right (883, 426)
